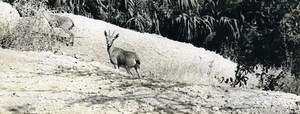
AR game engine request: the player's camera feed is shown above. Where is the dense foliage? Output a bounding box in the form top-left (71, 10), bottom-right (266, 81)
top-left (3, 0), bottom-right (300, 93)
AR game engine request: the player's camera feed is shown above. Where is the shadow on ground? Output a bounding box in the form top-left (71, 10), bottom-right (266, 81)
top-left (66, 71), bottom-right (205, 113)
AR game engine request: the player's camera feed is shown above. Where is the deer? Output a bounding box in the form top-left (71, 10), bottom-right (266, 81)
top-left (43, 12), bottom-right (74, 46)
top-left (104, 30), bottom-right (141, 78)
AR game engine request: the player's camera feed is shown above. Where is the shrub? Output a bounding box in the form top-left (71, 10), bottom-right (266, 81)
top-left (0, 15), bottom-right (61, 51)
top-left (8, 0), bottom-right (48, 17)
top-left (1, 0), bottom-right (70, 51)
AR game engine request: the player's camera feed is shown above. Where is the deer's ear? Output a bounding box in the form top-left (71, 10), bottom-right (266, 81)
top-left (115, 34), bottom-right (119, 39)
top-left (104, 31), bottom-right (107, 36)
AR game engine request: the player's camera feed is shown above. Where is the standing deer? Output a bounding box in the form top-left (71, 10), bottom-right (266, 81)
top-left (43, 12), bottom-right (74, 46)
top-left (104, 30), bottom-right (141, 78)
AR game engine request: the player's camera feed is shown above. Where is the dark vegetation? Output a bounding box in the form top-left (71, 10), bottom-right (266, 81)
top-left (2, 0), bottom-right (300, 94)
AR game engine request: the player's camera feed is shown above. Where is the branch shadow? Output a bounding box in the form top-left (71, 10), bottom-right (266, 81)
top-left (7, 104), bottom-right (36, 114)
top-left (67, 78), bottom-right (201, 113)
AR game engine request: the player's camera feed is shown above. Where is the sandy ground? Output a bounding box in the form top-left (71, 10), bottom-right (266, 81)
top-left (0, 2), bottom-right (300, 113)
top-left (0, 49), bottom-right (300, 114)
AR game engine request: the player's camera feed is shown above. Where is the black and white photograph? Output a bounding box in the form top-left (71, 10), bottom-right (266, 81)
top-left (0, 0), bottom-right (299, 113)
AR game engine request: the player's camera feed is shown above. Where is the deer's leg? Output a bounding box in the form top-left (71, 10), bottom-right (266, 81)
top-left (114, 64), bottom-right (118, 69)
top-left (125, 66), bottom-right (133, 76)
top-left (134, 66), bottom-right (140, 78)
top-left (62, 28), bottom-right (74, 46)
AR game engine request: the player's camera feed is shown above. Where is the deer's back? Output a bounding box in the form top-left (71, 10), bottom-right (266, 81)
top-left (49, 14), bottom-right (74, 30)
top-left (111, 48), bottom-right (140, 67)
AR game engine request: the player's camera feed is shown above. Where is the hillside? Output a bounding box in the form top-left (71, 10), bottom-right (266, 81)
top-left (0, 1), bottom-right (300, 113)
top-left (58, 13), bottom-right (239, 86)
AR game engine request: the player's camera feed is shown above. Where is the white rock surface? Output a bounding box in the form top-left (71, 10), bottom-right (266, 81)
top-left (0, 1), bottom-right (20, 40)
